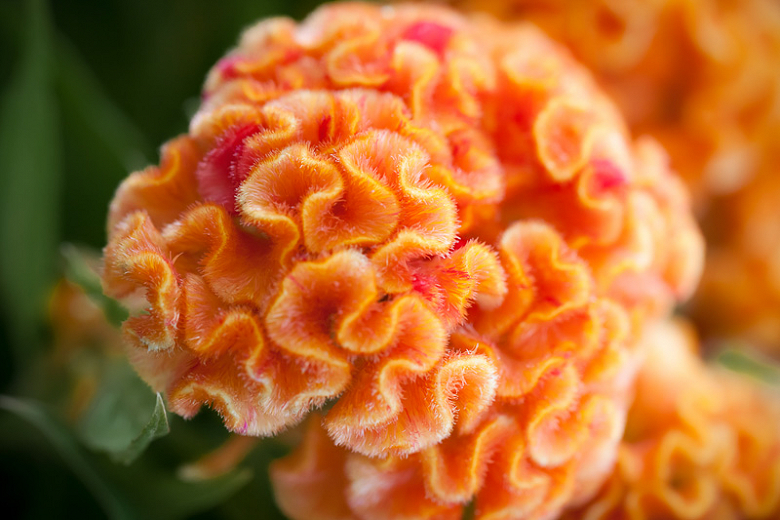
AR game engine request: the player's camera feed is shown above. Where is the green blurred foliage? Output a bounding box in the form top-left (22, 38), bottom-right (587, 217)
top-left (0, 1), bottom-right (325, 518)
top-left (61, 243), bottom-right (128, 327)
top-left (0, 0), bottom-right (60, 375)
top-left (717, 347), bottom-right (780, 386)
top-left (1, 395), bottom-right (256, 520)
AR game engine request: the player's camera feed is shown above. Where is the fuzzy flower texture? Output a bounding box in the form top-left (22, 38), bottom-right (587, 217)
top-left (103, 3), bottom-right (705, 519)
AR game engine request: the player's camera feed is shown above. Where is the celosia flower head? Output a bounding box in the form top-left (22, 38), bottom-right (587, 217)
top-left (103, 3), bottom-right (703, 518)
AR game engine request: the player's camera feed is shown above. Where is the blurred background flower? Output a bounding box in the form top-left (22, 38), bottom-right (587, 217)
top-left (440, 0), bottom-right (780, 356)
top-left (566, 320), bottom-right (780, 520)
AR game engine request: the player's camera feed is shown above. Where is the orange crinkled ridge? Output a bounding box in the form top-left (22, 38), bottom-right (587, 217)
top-left (102, 2), bottom-right (703, 510)
top-left (565, 321), bottom-right (780, 520)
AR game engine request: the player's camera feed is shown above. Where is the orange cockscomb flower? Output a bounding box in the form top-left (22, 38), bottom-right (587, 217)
top-left (565, 320), bottom-right (780, 520)
top-left (102, 2), bottom-right (702, 516)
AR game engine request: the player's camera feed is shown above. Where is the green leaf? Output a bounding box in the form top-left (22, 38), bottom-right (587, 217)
top-left (0, 0), bottom-right (60, 367)
top-left (112, 393), bottom-right (169, 465)
top-left (62, 243), bottom-right (128, 327)
top-left (1, 395), bottom-right (252, 520)
top-left (717, 347), bottom-right (780, 385)
top-left (213, 438), bottom-right (290, 520)
top-left (116, 462), bottom-right (253, 520)
top-left (0, 395), bottom-right (137, 520)
top-left (77, 357), bottom-right (167, 462)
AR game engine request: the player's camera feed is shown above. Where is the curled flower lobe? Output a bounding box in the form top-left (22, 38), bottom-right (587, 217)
top-left (108, 137), bottom-right (201, 231)
top-left (103, 212), bottom-right (180, 354)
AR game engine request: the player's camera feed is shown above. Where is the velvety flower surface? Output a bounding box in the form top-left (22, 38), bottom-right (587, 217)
top-left (446, 0), bottom-right (780, 353)
top-left (565, 321), bottom-right (780, 520)
top-left (102, 3), bottom-right (702, 517)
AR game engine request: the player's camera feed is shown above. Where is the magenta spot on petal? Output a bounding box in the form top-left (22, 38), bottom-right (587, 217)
top-left (590, 159), bottom-right (628, 193)
top-left (452, 236), bottom-right (468, 250)
top-left (196, 124), bottom-right (262, 212)
top-left (412, 271), bottom-right (437, 298)
top-left (216, 55), bottom-right (244, 81)
top-left (402, 21), bottom-right (454, 57)
top-left (318, 114), bottom-right (333, 143)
